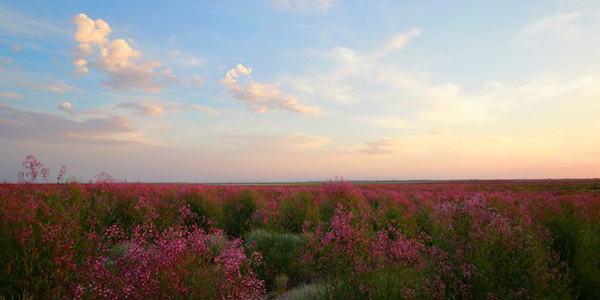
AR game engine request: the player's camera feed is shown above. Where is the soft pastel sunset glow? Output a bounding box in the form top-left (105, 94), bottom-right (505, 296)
top-left (1, 1), bottom-right (599, 182)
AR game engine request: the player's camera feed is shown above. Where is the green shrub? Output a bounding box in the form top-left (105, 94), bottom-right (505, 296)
top-left (223, 189), bottom-right (257, 237)
top-left (322, 268), bottom-right (421, 300)
top-left (275, 283), bottom-right (327, 300)
top-left (546, 204), bottom-right (600, 299)
top-left (280, 191), bottom-right (314, 233)
top-left (245, 230), bottom-right (307, 291)
top-left (181, 189), bottom-right (221, 229)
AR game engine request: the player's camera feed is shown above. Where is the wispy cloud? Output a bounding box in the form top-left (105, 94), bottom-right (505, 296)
top-left (0, 91), bottom-right (22, 99)
top-left (283, 28), bottom-right (422, 106)
top-left (116, 102), bottom-right (165, 117)
top-left (270, 0), bottom-right (336, 14)
top-left (10, 45), bottom-right (21, 53)
top-left (18, 79), bottom-right (76, 94)
top-left (284, 29), bottom-right (600, 128)
top-left (372, 28), bottom-right (422, 59)
top-left (523, 12), bottom-right (583, 35)
top-left (115, 101), bottom-right (220, 117)
top-left (0, 104), bottom-right (138, 145)
top-left (58, 102), bottom-right (108, 117)
top-left (358, 137), bottom-right (399, 155)
top-left (222, 132), bottom-right (329, 150)
top-left (0, 5), bottom-right (66, 37)
top-left (222, 64), bottom-right (319, 115)
top-left (370, 116), bottom-right (417, 129)
top-left (168, 50), bottom-right (205, 68)
top-left (186, 104), bottom-right (219, 115)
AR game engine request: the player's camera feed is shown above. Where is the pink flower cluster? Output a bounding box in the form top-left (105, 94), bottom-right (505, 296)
top-left (75, 224), bottom-right (264, 299)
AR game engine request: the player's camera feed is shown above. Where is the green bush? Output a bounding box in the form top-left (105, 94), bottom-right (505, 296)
top-left (223, 189), bottom-right (257, 237)
top-left (280, 191), bottom-right (314, 233)
top-left (546, 204), bottom-right (600, 299)
top-left (322, 268), bottom-right (421, 300)
top-left (275, 283), bottom-right (327, 300)
top-left (181, 189), bottom-right (221, 229)
top-left (245, 230), bottom-right (307, 291)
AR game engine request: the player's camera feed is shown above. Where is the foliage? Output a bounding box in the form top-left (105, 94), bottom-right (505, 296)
top-left (1, 157), bottom-right (599, 299)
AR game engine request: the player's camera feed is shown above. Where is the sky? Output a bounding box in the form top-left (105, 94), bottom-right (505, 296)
top-left (0, 0), bottom-right (599, 182)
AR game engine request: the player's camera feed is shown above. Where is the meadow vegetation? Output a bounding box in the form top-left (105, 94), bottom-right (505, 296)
top-left (1, 156), bottom-right (599, 299)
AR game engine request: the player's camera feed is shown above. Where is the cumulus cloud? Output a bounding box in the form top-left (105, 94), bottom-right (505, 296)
top-left (270, 0), bottom-right (336, 13)
top-left (0, 105), bottom-right (137, 145)
top-left (222, 64), bottom-right (319, 115)
top-left (73, 13), bottom-right (111, 44)
top-left (72, 58), bottom-right (89, 75)
top-left (0, 91), bottom-right (22, 99)
top-left (358, 138), bottom-right (399, 155)
top-left (57, 102), bottom-right (76, 116)
top-left (71, 13), bottom-right (166, 92)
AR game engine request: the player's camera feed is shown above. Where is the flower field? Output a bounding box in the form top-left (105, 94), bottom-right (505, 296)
top-left (1, 179), bottom-right (599, 299)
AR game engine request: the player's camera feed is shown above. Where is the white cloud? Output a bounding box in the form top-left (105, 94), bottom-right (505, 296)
top-left (0, 91), bottom-right (22, 99)
top-left (283, 28), bottom-right (423, 106)
top-left (72, 58), bottom-right (89, 75)
top-left (186, 104), bottom-right (219, 115)
top-left (430, 129), bottom-right (448, 135)
top-left (358, 137), bottom-right (399, 155)
top-left (372, 28), bottom-right (421, 59)
top-left (270, 0), bottom-right (336, 14)
top-left (284, 29), bottom-right (596, 127)
top-left (524, 12), bottom-right (583, 35)
top-left (116, 102), bottom-right (165, 117)
top-left (189, 75), bottom-right (204, 86)
top-left (222, 64), bottom-right (319, 115)
top-left (58, 102), bottom-right (76, 116)
top-left (19, 79), bottom-right (75, 93)
top-left (0, 105), bottom-right (137, 145)
top-left (58, 102), bottom-right (108, 117)
top-left (72, 13), bottom-right (166, 92)
top-left (183, 55), bottom-right (204, 67)
top-left (73, 13), bottom-right (111, 44)
top-left (114, 101), bottom-right (220, 117)
top-left (416, 74), bottom-right (600, 125)
top-left (371, 116), bottom-right (416, 129)
top-left (222, 132), bottom-right (329, 150)
top-left (11, 45), bottom-right (21, 53)
top-left (325, 28), bottom-right (421, 68)
top-left (0, 5), bottom-right (66, 37)
top-left (169, 52), bottom-right (205, 68)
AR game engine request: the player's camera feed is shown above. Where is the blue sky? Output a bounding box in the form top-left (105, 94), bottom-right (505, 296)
top-left (1, 0), bottom-right (599, 182)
